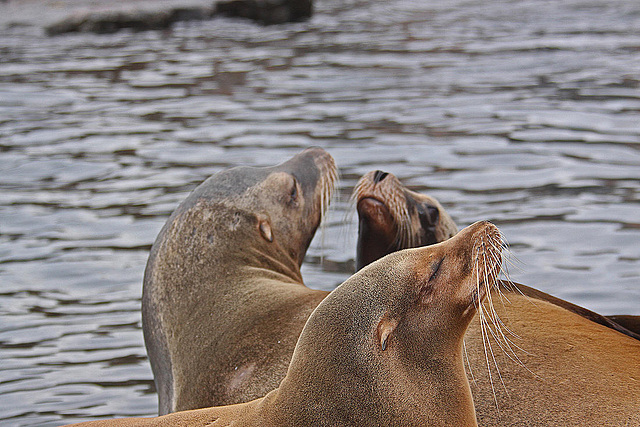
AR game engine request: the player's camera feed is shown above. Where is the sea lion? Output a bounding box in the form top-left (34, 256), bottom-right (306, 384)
top-left (353, 171), bottom-right (640, 425)
top-left (142, 147), bottom-right (337, 414)
top-left (465, 295), bottom-right (640, 426)
top-left (142, 158), bottom-right (458, 414)
top-left (354, 169), bottom-right (458, 270)
top-left (70, 221), bottom-right (503, 427)
top-left (607, 314), bottom-right (640, 335)
top-left (355, 170), bottom-right (640, 340)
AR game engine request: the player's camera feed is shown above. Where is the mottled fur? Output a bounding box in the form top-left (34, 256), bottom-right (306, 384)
top-left (142, 148), bottom-right (337, 413)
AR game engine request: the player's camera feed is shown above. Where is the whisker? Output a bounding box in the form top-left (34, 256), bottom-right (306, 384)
top-left (463, 339), bottom-right (476, 386)
top-left (475, 229), bottom-right (544, 395)
top-left (474, 247), bottom-right (500, 411)
top-left (481, 249), bottom-right (509, 396)
top-left (318, 163), bottom-right (338, 262)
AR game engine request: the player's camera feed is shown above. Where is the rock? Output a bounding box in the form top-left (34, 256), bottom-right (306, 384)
top-left (45, 6), bottom-right (213, 36)
top-left (44, 0), bottom-right (313, 36)
top-left (214, 0), bottom-right (312, 25)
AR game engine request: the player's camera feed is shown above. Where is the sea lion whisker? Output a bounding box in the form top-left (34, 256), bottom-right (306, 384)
top-left (479, 251), bottom-right (511, 397)
top-left (478, 302), bottom-right (501, 411)
top-left (482, 242), bottom-right (524, 347)
top-left (488, 251), bottom-right (515, 305)
top-left (486, 300), bottom-right (521, 342)
top-left (480, 305), bottom-right (539, 377)
top-left (317, 165), bottom-right (338, 264)
top-left (480, 243), bottom-right (539, 372)
top-left (479, 318), bottom-right (512, 397)
top-left (479, 241), bottom-right (539, 375)
top-left (474, 254), bottom-right (501, 411)
top-left (473, 235), bottom-right (517, 402)
top-left (481, 299), bottom-right (528, 364)
top-left (395, 218), bottom-right (413, 250)
top-left (463, 339), bottom-right (477, 386)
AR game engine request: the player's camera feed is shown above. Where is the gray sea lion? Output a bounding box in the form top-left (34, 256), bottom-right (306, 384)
top-left (71, 221), bottom-right (503, 427)
top-left (142, 147), bottom-right (337, 414)
top-left (354, 169), bottom-right (458, 270)
top-left (353, 171), bottom-right (640, 425)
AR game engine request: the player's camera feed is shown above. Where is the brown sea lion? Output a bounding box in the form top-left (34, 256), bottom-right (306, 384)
top-left (70, 221), bottom-right (503, 427)
top-left (353, 171), bottom-right (640, 425)
top-left (355, 170), bottom-right (640, 340)
top-left (354, 169), bottom-right (458, 270)
top-left (142, 159), bottom-right (458, 414)
top-left (142, 147), bottom-right (337, 414)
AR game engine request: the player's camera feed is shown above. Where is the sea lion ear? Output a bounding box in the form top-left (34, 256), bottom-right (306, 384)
top-left (258, 217), bottom-right (273, 242)
top-left (377, 317), bottom-right (398, 351)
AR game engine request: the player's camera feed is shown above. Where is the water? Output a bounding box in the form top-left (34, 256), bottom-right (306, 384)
top-left (1, 0), bottom-right (639, 424)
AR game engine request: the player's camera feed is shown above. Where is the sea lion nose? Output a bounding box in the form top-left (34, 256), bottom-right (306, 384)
top-left (373, 170), bottom-right (389, 184)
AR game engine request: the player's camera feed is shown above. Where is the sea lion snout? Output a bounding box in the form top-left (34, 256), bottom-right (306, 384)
top-left (409, 221), bottom-right (503, 318)
top-left (354, 170), bottom-right (458, 270)
top-left (462, 221), bottom-right (503, 306)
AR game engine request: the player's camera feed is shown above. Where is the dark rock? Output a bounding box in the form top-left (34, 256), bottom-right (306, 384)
top-left (46, 6), bottom-right (213, 36)
top-left (44, 0), bottom-right (312, 36)
top-left (215, 0), bottom-right (312, 25)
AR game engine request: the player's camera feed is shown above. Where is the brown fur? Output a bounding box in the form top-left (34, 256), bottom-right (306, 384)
top-left (71, 222), bottom-right (502, 427)
top-left (466, 293), bottom-right (640, 426)
top-left (354, 175), bottom-right (640, 425)
top-left (607, 314), bottom-right (640, 335)
top-left (143, 163), bottom-right (458, 414)
top-left (142, 148), bottom-right (337, 413)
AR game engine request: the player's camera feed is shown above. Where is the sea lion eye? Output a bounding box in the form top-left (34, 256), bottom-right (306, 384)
top-left (419, 205), bottom-right (439, 227)
top-left (428, 258), bottom-right (444, 282)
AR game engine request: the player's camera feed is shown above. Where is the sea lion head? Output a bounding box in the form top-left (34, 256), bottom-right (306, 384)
top-left (213, 147), bottom-right (337, 268)
top-left (269, 221), bottom-right (503, 426)
top-left (156, 147), bottom-right (338, 277)
top-left (354, 170), bottom-right (458, 270)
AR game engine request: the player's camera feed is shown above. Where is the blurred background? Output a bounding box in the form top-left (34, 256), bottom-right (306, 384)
top-left (1, 0), bottom-right (639, 424)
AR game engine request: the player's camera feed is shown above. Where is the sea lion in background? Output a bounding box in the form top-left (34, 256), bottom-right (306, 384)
top-left (70, 221), bottom-right (503, 427)
top-left (354, 169), bottom-right (639, 340)
top-left (354, 170), bottom-right (640, 425)
top-left (608, 314), bottom-right (640, 335)
top-left (142, 147), bottom-right (337, 414)
top-left (354, 169), bottom-right (458, 270)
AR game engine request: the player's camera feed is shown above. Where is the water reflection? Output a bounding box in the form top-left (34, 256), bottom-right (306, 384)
top-left (1, 0), bottom-right (639, 424)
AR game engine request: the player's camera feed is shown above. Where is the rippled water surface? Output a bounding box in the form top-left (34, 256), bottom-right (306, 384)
top-left (1, 0), bottom-right (639, 424)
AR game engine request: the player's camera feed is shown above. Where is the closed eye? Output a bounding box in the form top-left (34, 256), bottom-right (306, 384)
top-left (420, 257), bottom-right (444, 304)
top-left (428, 257), bottom-right (444, 282)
